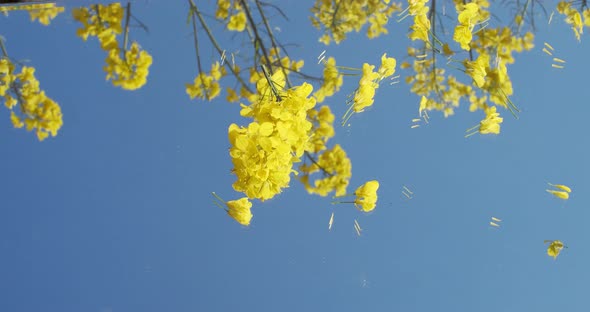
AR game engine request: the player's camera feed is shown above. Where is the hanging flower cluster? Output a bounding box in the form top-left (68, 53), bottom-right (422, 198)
top-left (73, 3), bottom-right (152, 90)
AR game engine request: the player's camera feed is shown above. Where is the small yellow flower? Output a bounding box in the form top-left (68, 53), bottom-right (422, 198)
top-left (545, 240), bottom-right (565, 259)
top-left (226, 197), bottom-right (253, 226)
top-left (354, 180), bottom-right (379, 212)
top-left (378, 53), bottom-right (396, 78)
top-left (227, 11), bottom-right (247, 32)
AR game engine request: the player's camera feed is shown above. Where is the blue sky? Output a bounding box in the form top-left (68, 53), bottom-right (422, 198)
top-left (1, 1), bottom-right (590, 311)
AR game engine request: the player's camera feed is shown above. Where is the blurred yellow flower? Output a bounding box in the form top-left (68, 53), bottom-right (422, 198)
top-left (226, 197), bottom-right (253, 226)
top-left (227, 11), bottom-right (247, 32)
top-left (545, 240), bottom-right (564, 259)
top-left (354, 180), bottom-right (379, 212)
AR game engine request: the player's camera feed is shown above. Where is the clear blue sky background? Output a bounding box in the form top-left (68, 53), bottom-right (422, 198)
top-left (1, 1), bottom-right (590, 311)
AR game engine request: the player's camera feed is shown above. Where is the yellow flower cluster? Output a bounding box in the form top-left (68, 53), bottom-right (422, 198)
top-left (214, 0), bottom-right (247, 32)
top-left (406, 0), bottom-right (431, 42)
top-left (453, 2), bottom-right (484, 50)
top-left (478, 105), bottom-right (502, 134)
top-left (104, 42), bottom-right (153, 90)
top-left (314, 57), bottom-right (343, 103)
top-left (0, 3), bottom-right (64, 25)
top-left (73, 4), bottom-right (152, 90)
top-left (354, 180), bottom-right (379, 212)
top-left (352, 53), bottom-right (397, 113)
top-left (556, 1), bottom-right (590, 41)
top-left (73, 4), bottom-right (123, 50)
top-left (405, 25), bottom-right (533, 120)
top-left (300, 144), bottom-right (352, 197)
top-left (307, 105), bottom-right (335, 153)
top-left (1, 59), bottom-right (62, 141)
top-left (186, 62), bottom-right (227, 101)
top-left (229, 71), bottom-right (316, 201)
top-left (406, 56), bottom-right (470, 117)
top-left (310, 0), bottom-right (402, 45)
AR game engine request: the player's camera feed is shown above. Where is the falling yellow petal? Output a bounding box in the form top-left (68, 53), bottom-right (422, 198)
top-left (548, 12), bottom-right (554, 24)
top-left (328, 212), bottom-right (334, 230)
top-left (551, 64), bottom-right (564, 69)
top-left (490, 221), bottom-right (500, 227)
top-left (403, 186), bottom-right (413, 194)
top-left (542, 48), bottom-right (553, 56)
top-left (544, 42), bottom-right (554, 51)
top-left (402, 191), bottom-right (412, 199)
top-left (553, 58), bottom-right (566, 63)
top-left (548, 183), bottom-right (571, 193)
top-left (412, 118), bottom-right (422, 122)
top-left (411, 125), bottom-right (420, 129)
top-left (546, 189), bottom-right (569, 200)
top-left (491, 217), bottom-right (502, 222)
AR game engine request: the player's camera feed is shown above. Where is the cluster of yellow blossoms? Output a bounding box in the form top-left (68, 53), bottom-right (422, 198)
top-left (215, 0), bottom-right (247, 32)
top-left (453, 2), bottom-right (485, 50)
top-left (300, 144), bottom-right (351, 197)
top-left (310, 0), bottom-right (402, 44)
top-left (556, 1), bottom-right (590, 41)
top-left (1, 58), bottom-right (62, 141)
top-left (73, 3), bottom-right (152, 90)
top-left (397, 0), bottom-right (536, 135)
top-left (404, 0), bottom-right (430, 42)
top-left (343, 53), bottom-right (396, 123)
top-left (229, 71), bottom-right (317, 201)
top-left (0, 3), bottom-right (64, 25)
top-left (465, 105), bottom-right (503, 136)
top-left (314, 57), bottom-right (343, 103)
top-left (186, 62), bottom-right (227, 101)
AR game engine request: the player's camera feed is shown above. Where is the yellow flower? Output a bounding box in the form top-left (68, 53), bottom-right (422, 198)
top-left (226, 197), bottom-right (253, 226)
top-left (227, 11), bottom-right (247, 32)
top-left (226, 87), bottom-right (239, 103)
top-left (354, 180), bottom-right (379, 212)
top-left (28, 4), bottom-right (64, 25)
top-left (409, 14), bottom-right (430, 42)
top-left (465, 53), bottom-right (489, 87)
top-left (545, 240), bottom-right (565, 259)
top-left (378, 53), bottom-right (397, 78)
top-left (479, 105), bottom-right (502, 134)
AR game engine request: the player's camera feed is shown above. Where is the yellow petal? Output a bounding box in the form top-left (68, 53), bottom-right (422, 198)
top-left (546, 189), bottom-right (569, 200)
